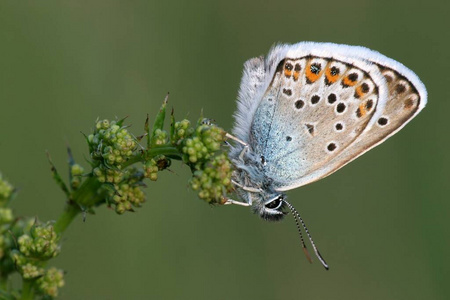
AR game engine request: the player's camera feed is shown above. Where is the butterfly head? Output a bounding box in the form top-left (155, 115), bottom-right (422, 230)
top-left (250, 191), bottom-right (288, 221)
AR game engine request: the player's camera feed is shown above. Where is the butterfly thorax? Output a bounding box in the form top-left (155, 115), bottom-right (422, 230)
top-left (230, 144), bottom-right (288, 221)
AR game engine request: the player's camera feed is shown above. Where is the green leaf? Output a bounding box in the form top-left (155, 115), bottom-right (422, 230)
top-left (150, 94), bottom-right (169, 142)
top-left (145, 114), bottom-right (151, 149)
top-left (170, 107), bottom-right (175, 143)
top-left (46, 152), bottom-right (70, 199)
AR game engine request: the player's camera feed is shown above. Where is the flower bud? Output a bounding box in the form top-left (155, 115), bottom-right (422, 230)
top-left (36, 267), bottom-right (65, 298)
top-left (0, 174), bottom-right (13, 205)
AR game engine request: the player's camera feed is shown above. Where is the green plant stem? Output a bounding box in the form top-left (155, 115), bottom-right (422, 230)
top-left (20, 280), bottom-right (34, 300)
top-left (149, 146), bottom-right (182, 159)
top-left (124, 146), bottom-right (182, 168)
top-left (0, 276), bottom-right (7, 290)
top-left (54, 202), bottom-right (81, 235)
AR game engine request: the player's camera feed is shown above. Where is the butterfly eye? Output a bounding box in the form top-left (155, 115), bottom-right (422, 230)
top-left (265, 196), bottom-right (284, 210)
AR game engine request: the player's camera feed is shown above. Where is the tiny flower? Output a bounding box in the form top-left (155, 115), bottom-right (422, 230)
top-left (0, 208), bottom-right (13, 224)
top-left (93, 166), bottom-right (125, 184)
top-left (172, 119), bottom-right (193, 143)
top-left (89, 119), bottom-right (137, 170)
top-left (17, 222), bottom-right (61, 260)
top-left (0, 174), bottom-right (14, 205)
top-left (190, 153), bottom-right (233, 204)
top-left (21, 263), bottom-right (44, 279)
top-left (178, 120), bottom-right (227, 168)
top-left (36, 267), bottom-right (65, 298)
top-left (70, 164), bottom-right (85, 189)
top-left (152, 129), bottom-right (168, 146)
top-left (144, 159), bottom-right (159, 181)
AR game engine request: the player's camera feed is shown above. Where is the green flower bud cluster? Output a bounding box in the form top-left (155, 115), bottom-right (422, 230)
top-left (9, 253), bottom-right (45, 279)
top-left (103, 168), bottom-right (146, 214)
top-left (93, 165), bottom-right (124, 184)
top-left (70, 163), bottom-right (84, 189)
top-left (0, 180), bottom-right (64, 297)
top-left (10, 221), bottom-right (62, 284)
top-left (17, 222), bottom-right (60, 259)
top-left (144, 159), bottom-right (158, 181)
top-left (0, 218), bottom-right (33, 265)
top-left (110, 182), bottom-right (145, 214)
top-left (88, 119), bottom-right (137, 169)
top-left (171, 119), bottom-right (194, 144)
top-left (0, 179), bottom-right (15, 262)
top-left (36, 267), bottom-right (65, 298)
top-left (190, 153), bottom-right (233, 204)
top-left (144, 155), bottom-right (171, 181)
top-left (0, 208), bottom-right (13, 225)
top-left (152, 129), bottom-right (169, 146)
top-left (180, 122), bottom-right (226, 164)
top-left (169, 118), bottom-right (233, 204)
top-left (0, 174), bottom-right (13, 205)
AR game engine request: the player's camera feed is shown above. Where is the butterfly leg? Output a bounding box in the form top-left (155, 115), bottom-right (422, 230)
top-left (225, 133), bottom-right (249, 160)
top-left (222, 197), bottom-right (251, 207)
top-left (231, 179), bottom-right (261, 193)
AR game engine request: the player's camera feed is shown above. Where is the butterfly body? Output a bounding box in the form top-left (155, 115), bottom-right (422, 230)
top-left (228, 42), bottom-right (427, 221)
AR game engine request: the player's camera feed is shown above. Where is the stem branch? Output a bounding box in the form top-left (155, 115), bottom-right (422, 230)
top-left (20, 280), bottom-right (34, 300)
top-left (54, 203), bottom-right (81, 235)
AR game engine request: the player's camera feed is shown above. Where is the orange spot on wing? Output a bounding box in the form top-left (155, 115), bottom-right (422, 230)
top-left (305, 63), bottom-right (321, 83)
top-left (355, 86), bottom-right (364, 98)
top-left (293, 63), bottom-right (301, 81)
top-left (284, 69), bottom-right (292, 77)
top-left (343, 76), bottom-right (358, 87)
top-left (358, 103), bottom-right (367, 117)
top-left (325, 68), bottom-right (339, 84)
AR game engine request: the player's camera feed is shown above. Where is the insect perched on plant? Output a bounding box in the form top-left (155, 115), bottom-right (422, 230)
top-left (225, 42), bottom-right (427, 269)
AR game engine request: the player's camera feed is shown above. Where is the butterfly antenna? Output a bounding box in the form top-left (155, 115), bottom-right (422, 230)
top-left (284, 200), bottom-right (329, 270)
top-left (285, 201), bottom-right (312, 263)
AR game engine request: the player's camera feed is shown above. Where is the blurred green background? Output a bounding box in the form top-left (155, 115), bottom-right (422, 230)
top-left (0, 0), bottom-right (448, 299)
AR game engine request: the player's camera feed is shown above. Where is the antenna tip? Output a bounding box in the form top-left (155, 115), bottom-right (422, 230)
top-left (302, 247), bottom-right (313, 264)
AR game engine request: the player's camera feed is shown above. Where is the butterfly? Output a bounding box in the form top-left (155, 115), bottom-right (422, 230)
top-left (225, 42), bottom-right (427, 269)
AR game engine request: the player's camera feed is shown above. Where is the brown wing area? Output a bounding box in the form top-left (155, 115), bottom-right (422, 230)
top-left (295, 64), bottom-right (424, 186)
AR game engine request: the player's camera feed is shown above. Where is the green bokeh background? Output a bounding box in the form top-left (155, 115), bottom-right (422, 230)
top-left (0, 1), bottom-right (448, 299)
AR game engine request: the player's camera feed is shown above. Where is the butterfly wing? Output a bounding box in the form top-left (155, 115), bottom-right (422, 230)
top-left (234, 42), bottom-right (427, 191)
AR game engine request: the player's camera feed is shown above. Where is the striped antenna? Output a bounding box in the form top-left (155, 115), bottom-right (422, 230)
top-left (284, 199), bottom-right (329, 270)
